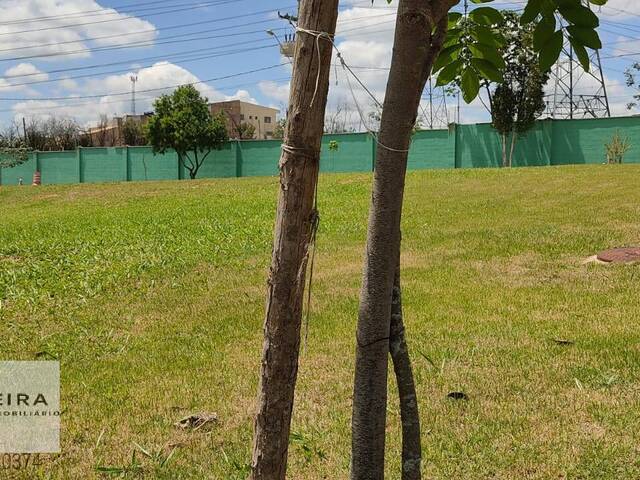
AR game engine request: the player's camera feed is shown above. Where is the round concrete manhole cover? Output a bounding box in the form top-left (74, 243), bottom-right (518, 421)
top-left (596, 247), bottom-right (640, 263)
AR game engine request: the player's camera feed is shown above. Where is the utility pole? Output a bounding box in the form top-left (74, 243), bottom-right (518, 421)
top-left (130, 75), bottom-right (138, 115)
top-left (22, 117), bottom-right (28, 148)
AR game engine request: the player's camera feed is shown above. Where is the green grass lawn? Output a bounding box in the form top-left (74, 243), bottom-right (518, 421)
top-left (1, 165), bottom-right (640, 479)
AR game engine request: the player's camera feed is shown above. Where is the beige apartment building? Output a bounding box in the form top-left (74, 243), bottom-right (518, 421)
top-left (209, 100), bottom-right (279, 140)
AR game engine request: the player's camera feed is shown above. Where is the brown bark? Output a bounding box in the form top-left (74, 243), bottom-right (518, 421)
top-left (351, 1), bottom-right (454, 478)
top-left (250, 1), bottom-right (339, 479)
top-left (389, 261), bottom-right (421, 480)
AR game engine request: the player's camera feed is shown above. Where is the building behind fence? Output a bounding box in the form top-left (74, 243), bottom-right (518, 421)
top-left (2, 116), bottom-right (639, 186)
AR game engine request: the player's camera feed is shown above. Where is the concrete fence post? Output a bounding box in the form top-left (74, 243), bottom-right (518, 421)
top-left (453, 123), bottom-right (461, 169)
top-left (235, 140), bottom-right (243, 178)
top-left (125, 146), bottom-right (131, 181)
top-left (78, 147), bottom-right (84, 183)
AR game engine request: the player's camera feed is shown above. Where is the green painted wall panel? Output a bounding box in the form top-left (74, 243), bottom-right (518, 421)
top-left (128, 147), bottom-right (178, 181)
top-left (0, 154), bottom-right (36, 185)
top-left (321, 133), bottom-right (372, 173)
top-left (511, 121), bottom-right (551, 167)
top-left (551, 117), bottom-right (640, 165)
top-left (239, 140), bottom-right (281, 177)
top-left (81, 147), bottom-right (127, 183)
top-left (409, 129), bottom-right (456, 169)
top-left (39, 151), bottom-right (78, 184)
top-left (456, 124), bottom-right (503, 169)
top-left (198, 143), bottom-right (236, 178)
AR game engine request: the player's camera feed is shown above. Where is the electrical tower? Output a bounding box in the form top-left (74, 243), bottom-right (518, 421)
top-left (546, 2), bottom-right (610, 119)
top-left (421, 78), bottom-right (450, 129)
top-left (130, 75), bottom-right (138, 115)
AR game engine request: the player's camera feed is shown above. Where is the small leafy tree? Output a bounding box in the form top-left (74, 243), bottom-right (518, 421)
top-left (605, 130), bottom-right (631, 164)
top-left (489, 11), bottom-right (549, 167)
top-left (235, 122), bottom-right (256, 140)
top-left (146, 85), bottom-right (228, 179)
top-left (0, 124), bottom-right (29, 168)
top-left (122, 118), bottom-right (147, 146)
top-left (0, 145), bottom-right (29, 168)
top-left (272, 118), bottom-right (286, 139)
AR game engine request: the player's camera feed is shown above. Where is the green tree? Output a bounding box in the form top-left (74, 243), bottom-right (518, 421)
top-left (122, 118), bottom-right (147, 146)
top-left (351, 1), bottom-right (608, 479)
top-left (272, 118), bottom-right (286, 139)
top-left (145, 85), bottom-right (228, 179)
top-left (235, 122), bottom-right (256, 140)
top-left (489, 11), bottom-right (549, 167)
top-left (0, 145), bottom-right (28, 169)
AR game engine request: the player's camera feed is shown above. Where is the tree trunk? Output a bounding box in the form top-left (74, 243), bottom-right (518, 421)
top-left (508, 131), bottom-right (517, 168)
top-left (501, 132), bottom-right (507, 167)
top-left (389, 260), bottom-right (421, 480)
top-left (250, 1), bottom-right (338, 479)
top-left (351, 1), bottom-right (453, 478)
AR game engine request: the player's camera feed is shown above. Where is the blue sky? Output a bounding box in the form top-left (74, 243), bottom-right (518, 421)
top-left (0, 0), bottom-right (639, 129)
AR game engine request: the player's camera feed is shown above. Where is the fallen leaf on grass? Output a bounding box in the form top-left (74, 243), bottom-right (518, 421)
top-left (175, 412), bottom-right (218, 432)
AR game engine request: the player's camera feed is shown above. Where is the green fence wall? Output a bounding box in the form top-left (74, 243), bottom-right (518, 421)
top-left (2, 116), bottom-right (639, 186)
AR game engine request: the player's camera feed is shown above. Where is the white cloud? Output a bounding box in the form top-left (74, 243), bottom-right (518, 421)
top-left (0, 0), bottom-right (157, 60)
top-left (259, 80), bottom-right (290, 104)
top-left (0, 63), bottom-right (47, 95)
top-left (11, 62), bottom-right (258, 125)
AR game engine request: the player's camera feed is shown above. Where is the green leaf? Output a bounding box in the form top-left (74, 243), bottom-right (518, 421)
top-left (558, 5), bottom-right (599, 28)
top-left (566, 26), bottom-right (602, 49)
top-left (533, 19), bottom-right (556, 51)
top-left (461, 69), bottom-right (481, 103)
top-left (469, 7), bottom-right (504, 25)
top-left (470, 24), bottom-right (505, 47)
top-left (469, 43), bottom-right (505, 69)
top-left (433, 44), bottom-right (462, 73)
top-left (435, 60), bottom-right (463, 87)
top-left (448, 12), bottom-right (462, 28)
top-left (539, 30), bottom-right (564, 72)
top-left (569, 36), bottom-right (590, 71)
top-left (471, 58), bottom-right (504, 83)
top-left (588, 0), bottom-right (607, 5)
top-left (521, 0), bottom-right (544, 24)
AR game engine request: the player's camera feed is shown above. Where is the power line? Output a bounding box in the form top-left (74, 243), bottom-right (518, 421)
top-left (0, 25), bottom-right (282, 63)
top-left (0, 18), bottom-right (395, 87)
top-left (0, 64), bottom-right (287, 102)
top-left (0, 0), bottom-right (250, 38)
top-left (1, 74), bottom-right (293, 114)
top-left (0, 8), bottom-right (295, 57)
top-left (0, 18), bottom-right (278, 56)
top-left (0, 12), bottom-right (395, 63)
top-left (0, 0), bottom-right (181, 26)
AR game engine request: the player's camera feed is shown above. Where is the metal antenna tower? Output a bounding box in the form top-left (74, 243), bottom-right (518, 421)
top-left (546, 1), bottom-right (610, 119)
top-left (422, 78), bottom-right (450, 129)
top-left (130, 75), bottom-right (138, 115)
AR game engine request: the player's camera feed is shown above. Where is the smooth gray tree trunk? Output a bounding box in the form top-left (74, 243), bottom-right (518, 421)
top-left (389, 261), bottom-right (421, 480)
top-left (351, 1), bottom-right (455, 478)
top-left (250, 1), bottom-right (339, 479)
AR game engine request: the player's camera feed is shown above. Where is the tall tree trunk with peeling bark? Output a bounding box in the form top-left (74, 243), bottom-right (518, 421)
top-left (351, 1), bottom-right (455, 478)
top-left (250, 1), bottom-right (339, 479)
